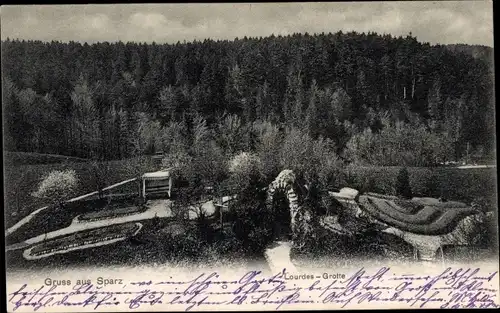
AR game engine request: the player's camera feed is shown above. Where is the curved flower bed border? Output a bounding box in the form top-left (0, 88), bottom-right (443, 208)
top-left (74, 205), bottom-right (148, 223)
top-left (23, 222), bottom-right (143, 260)
top-left (359, 195), bottom-right (479, 236)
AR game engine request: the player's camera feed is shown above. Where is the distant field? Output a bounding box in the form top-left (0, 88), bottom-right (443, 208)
top-left (339, 166), bottom-right (498, 205)
top-left (4, 151), bottom-right (88, 166)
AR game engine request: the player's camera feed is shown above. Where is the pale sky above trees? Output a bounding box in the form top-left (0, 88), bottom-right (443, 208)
top-left (1, 2), bottom-right (493, 46)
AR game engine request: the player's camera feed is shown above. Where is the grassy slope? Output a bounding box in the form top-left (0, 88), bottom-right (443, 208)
top-left (5, 196), bottom-right (142, 245)
top-left (3, 155), bottom-right (158, 230)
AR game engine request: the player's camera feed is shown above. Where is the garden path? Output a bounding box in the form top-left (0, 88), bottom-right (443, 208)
top-left (5, 199), bottom-right (172, 252)
top-left (264, 241), bottom-right (297, 274)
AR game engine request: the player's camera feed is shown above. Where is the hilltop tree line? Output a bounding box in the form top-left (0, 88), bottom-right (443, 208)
top-left (1, 31), bottom-right (495, 166)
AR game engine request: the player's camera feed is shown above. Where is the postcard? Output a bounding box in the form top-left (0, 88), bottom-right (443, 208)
top-left (3, 2), bottom-right (498, 311)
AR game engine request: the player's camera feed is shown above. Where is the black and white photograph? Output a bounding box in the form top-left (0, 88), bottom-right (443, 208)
top-left (3, 2), bottom-right (498, 311)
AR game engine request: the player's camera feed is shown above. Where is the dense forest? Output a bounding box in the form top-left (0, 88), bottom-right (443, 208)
top-left (1, 31), bottom-right (495, 166)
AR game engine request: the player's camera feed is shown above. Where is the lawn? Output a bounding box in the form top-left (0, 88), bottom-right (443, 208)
top-left (77, 204), bottom-right (147, 222)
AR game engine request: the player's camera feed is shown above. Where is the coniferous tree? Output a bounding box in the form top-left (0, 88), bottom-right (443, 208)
top-left (396, 167), bottom-right (412, 199)
top-left (305, 80), bottom-right (320, 138)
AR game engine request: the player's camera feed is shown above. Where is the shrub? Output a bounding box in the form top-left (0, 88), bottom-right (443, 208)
top-left (215, 114), bottom-right (248, 155)
top-left (396, 167), bottom-right (412, 199)
top-left (279, 127), bottom-right (311, 176)
top-left (229, 152), bottom-right (262, 176)
top-left (229, 179), bottom-right (273, 255)
top-left (310, 137), bottom-right (344, 188)
top-left (162, 150), bottom-right (193, 179)
top-left (470, 198), bottom-right (498, 253)
top-left (31, 169), bottom-right (78, 208)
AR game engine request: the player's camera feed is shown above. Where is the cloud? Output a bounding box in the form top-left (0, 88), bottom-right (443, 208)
top-left (0, 3), bottom-right (493, 46)
top-left (76, 13), bottom-right (112, 31)
top-left (129, 12), bottom-right (167, 29)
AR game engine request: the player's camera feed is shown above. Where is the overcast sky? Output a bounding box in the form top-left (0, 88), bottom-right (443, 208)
top-left (1, 2), bottom-right (494, 47)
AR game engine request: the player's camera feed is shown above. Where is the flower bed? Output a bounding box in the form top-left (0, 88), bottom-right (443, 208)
top-left (76, 205), bottom-right (147, 222)
top-left (392, 199), bottom-right (424, 214)
top-left (358, 195), bottom-right (479, 235)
